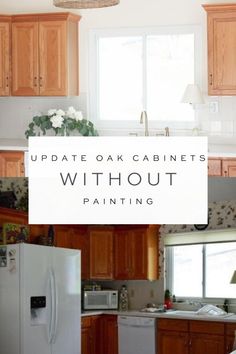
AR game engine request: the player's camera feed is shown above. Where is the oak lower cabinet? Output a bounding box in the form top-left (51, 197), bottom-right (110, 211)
top-left (114, 225), bottom-right (159, 280)
top-left (0, 151), bottom-right (24, 177)
top-left (225, 323), bottom-right (236, 354)
top-left (11, 12), bottom-right (80, 96)
top-left (0, 17), bottom-right (10, 96)
top-left (158, 319), bottom-right (224, 354)
top-left (203, 4), bottom-right (236, 95)
top-left (81, 316), bottom-right (101, 354)
top-left (101, 315), bottom-right (118, 354)
top-left (89, 227), bottom-right (114, 280)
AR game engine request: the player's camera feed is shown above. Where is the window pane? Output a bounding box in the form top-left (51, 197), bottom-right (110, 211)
top-left (98, 37), bottom-right (143, 120)
top-left (172, 245), bottom-right (202, 297)
top-left (205, 243), bottom-right (236, 298)
top-left (146, 34), bottom-right (194, 121)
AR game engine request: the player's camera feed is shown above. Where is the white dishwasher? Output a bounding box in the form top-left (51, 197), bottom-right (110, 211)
top-left (118, 316), bottom-right (156, 354)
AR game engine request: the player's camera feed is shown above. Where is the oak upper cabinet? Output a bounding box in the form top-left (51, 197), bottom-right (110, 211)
top-left (89, 227), bottom-right (114, 280)
top-left (114, 225), bottom-right (159, 280)
top-left (11, 13), bottom-right (80, 96)
top-left (71, 226), bottom-right (90, 280)
top-left (222, 159), bottom-right (236, 177)
top-left (203, 4), bottom-right (236, 95)
top-left (0, 151), bottom-right (24, 177)
top-left (0, 16), bottom-right (10, 96)
top-left (208, 158), bottom-right (222, 177)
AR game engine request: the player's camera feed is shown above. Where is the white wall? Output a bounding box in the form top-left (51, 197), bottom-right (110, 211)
top-left (1, 0), bottom-right (236, 138)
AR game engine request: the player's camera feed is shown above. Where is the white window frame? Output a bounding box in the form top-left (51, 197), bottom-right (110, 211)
top-left (165, 241), bottom-right (236, 302)
top-left (88, 25), bottom-right (202, 132)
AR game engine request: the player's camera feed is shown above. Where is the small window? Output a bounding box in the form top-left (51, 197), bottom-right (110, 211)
top-left (89, 26), bottom-right (201, 131)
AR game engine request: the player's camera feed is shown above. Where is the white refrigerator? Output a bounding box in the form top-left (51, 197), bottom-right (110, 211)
top-left (0, 243), bottom-right (81, 354)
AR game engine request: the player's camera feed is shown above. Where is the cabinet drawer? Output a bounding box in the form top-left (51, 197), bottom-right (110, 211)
top-left (189, 321), bottom-right (224, 335)
top-left (158, 319), bottom-right (188, 332)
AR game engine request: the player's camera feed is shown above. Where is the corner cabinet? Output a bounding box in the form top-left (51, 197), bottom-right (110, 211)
top-left (203, 4), bottom-right (236, 95)
top-left (11, 13), bottom-right (80, 96)
top-left (0, 16), bottom-right (10, 96)
top-left (114, 225), bottom-right (159, 280)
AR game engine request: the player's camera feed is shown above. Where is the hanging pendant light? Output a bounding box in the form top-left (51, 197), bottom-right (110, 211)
top-left (53, 0), bottom-right (119, 9)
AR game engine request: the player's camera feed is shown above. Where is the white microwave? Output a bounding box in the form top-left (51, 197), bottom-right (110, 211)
top-left (83, 290), bottom-right (118, 310)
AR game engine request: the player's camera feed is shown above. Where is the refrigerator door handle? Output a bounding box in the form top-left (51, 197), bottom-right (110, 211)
top-left (52, 270), bottom-right (58, 344)
top-left (48, 269), bottom-right (56, 344)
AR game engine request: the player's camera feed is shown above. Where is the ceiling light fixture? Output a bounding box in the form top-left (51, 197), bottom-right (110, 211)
top-left (53, 0), bottom-right (119, 9)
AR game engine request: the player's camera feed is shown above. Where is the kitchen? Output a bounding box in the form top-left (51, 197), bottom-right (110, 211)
top-left (1, 0), bottom-right (236, 354)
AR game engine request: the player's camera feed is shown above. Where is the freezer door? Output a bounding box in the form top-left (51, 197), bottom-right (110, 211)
top-left (0, 244), bottom-right (20, 354)
top-left (51, 247), bottom-right (81, 354)
top-left (20, 244), bottom-right (52, 354)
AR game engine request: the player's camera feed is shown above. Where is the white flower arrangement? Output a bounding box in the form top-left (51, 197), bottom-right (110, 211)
top-left (25, 106), bottom-right (98, 138)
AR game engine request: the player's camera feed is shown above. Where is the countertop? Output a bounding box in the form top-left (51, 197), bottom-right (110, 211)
top-left (0, 139), bottom-right (28, 151)
top-left (81, 310), bottom-right (236, 323)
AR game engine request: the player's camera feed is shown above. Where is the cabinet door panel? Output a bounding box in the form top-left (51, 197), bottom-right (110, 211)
top-left (90, 230), bottom-right (113, 280)
top-left (54, 225), bottom-right (72, 248)
top-left (0, 22), bottom-right (10, 96)
top-left (114, 230), bottom-right (129, 279)
top-left (0, 151), bottom-right (24, 177)
top-left (102, 315), bottom-right (118, 354)
top-left (158, 330), bottom-right (188, 354)
top-left (190, 334), bottom-right (224, 354)
top-left (208, 159), bottom-right (222, 176)
top-left (71, 228), bottom-right (89, 280)
top-left (222, 160), bottom-right (236, 177)
top-left (39, 21), bottom-right (67, 96)
top-left (130, 229), bottom-right (147, 279)
top-left (12, 22), bottom-right (39, 96)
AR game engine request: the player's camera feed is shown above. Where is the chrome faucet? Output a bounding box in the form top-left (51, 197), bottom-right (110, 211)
top-left (140, 111), bottom-right (149, 136)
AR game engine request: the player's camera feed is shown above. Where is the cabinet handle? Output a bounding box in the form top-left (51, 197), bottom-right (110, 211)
top-left (189, 339), bottom-right (192, 347)
top-left (224, 170), bottom-right (228, 177)
top-left (20, 162), bottom-right (24, 175)
top-left (6, 76), bottom-right (9, 87)
top-left (209, 74), bottom-right (213, 86)
top-left (34, 77), bottom-right (38, 87)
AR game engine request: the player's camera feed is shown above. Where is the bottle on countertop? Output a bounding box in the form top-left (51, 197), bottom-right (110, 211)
top-left (119, 285), bottom-right (129, 312)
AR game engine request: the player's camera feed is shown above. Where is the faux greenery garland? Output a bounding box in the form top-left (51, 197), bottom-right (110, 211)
top-left (25, 106), bottom-right (98, 138)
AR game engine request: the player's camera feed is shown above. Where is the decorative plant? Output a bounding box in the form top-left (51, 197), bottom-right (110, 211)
top-left (25, 106), bottom-right (98, 138)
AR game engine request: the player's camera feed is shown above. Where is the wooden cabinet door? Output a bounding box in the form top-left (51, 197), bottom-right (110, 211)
top-left (54, 225), bottom-right (72, 248)
top-left (225, 336), bottom-right (235, 354)
top-left (158, 330), bottom-right (189, 354)
top-left (89, 229), bottom-right (113, 280)
top-left (130, 229), bottom-right (147, 279)
top-left (12, 21), bottom-right (39, 96)
top-left (81, 317), bottom-right (93, 354)
top-left (204, 5), bottom-right (236, 95)
top-left (222, 160), bottom-right (236, 177)
top-left (71, 227), bottom-right (90, 280)
top-left (190, 334), bottom-right (224, 354)
top-left (102, 315), bottom-right (118, 354)
top-left (0, 151), bottom-right (24, 177)
top-left (114, 229), bottom-right (130, 279)
top-left (208, 158), bottom-right (222, 176)
top-left (39, 21), bottom-right (67, 96)
top-left (0, 21), bottom-right (10, 96)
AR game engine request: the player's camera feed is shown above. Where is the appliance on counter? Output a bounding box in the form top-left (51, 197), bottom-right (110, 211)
top-left (118, 316), bottom-right (156, 354)
top-left (0, 244), bottom-right (81, 354)
top-left (83, 290), bottom-right (118, 310)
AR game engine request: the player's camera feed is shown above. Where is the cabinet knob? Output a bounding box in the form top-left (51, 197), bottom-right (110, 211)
top-left (34, 77), bottom-right (38, 87)
top-left (209, 74), bottom-right (213, 86)
top-left (6, 76), bottom-right (9, 87)
top-left (39, 77), bottom-right (43, 87)
top-left (224, 170), bottom-right (228, 177)
top-left (21, 162), bottom-right (25, 175)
